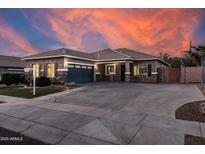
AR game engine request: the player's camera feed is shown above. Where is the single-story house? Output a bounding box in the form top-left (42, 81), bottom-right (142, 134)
top-left (0, 55), bottom-right (26, 82)
top-left (22, 48), bottom-right (168, 83)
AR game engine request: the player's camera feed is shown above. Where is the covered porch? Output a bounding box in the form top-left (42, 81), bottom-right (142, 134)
top-left (94, 60), bottom-right (157, 83)
top-left (94, 61), bottom-right (131, 82)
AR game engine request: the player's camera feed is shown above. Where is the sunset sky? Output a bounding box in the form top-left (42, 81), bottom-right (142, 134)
top-left (0, 8), bottom-right (205, 57)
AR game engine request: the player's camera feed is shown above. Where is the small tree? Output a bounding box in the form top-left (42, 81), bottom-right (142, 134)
top-left (182, 55), bottom-right (198, 67)
top-left (160, 52), bottom-right (170, 63)
top-left (169, 57), bottom-right (182, 68)
top-left (160, 52), bottom-right (182, 68)
top-left (187, 45), bottom-right (205, 66)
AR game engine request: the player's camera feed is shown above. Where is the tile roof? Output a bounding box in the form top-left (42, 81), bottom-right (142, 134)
top-left (23, 47), bottom-right (166, 64)
top-left (23, 48), bottom-right (94, 60)
top-left (91, 49), bottom-right (130, 61)
top-left (0, 55), bottom-right (26, 68)
top-left (115, 48), bottom-right (157, 60)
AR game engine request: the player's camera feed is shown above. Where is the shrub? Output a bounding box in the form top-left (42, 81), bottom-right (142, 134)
top-left (12, 74), bottom-right (21, 85)
top-left (24, 78), bottom-right (31, 86)
top-left (2, 73), bottom-right (14, 86)
top-left (19, 74), bottom-right (25, 84)
top-left (36, 76), bottom-right (51, 87)
top-left (1, 73), bottom-right (23, 86)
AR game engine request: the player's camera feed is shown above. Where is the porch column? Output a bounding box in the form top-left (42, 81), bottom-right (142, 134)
top-left (125, 61), bottom-right (131, 82)
top-left (93, 64), bottom-right (97, 82)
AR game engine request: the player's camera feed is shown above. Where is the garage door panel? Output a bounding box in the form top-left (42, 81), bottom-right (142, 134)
top-left (68, 66), bottom-right (93, 83)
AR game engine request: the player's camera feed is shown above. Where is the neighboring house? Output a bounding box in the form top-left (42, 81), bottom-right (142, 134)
top-left (0, 55), bottom-right (26, 82)
top-left (22, 48), bottom-right (168, 83)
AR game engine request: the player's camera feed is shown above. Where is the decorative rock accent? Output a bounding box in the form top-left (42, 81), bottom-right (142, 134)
top-left (125, 74), bottom-right (131, 82)
top-left (201, 123), bottom-right (205, 137)
top-left (131, 74), bottom-right (157, 83)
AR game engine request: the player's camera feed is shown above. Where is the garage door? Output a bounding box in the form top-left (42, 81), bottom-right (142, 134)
top-left (68, 64), bottom-right (93, 83)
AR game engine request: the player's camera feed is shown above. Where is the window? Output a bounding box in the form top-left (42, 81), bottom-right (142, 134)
top-left (133, 65), bottom-right (140, 76)
top-left (46, 63), bottom-right (55, 78)
top-left (58, 63), bottom-right (63, 67)
top-left (33, 64), bottom-right (40, 77)
top-left (87, 66), bottom-right (92, 69)
top-left (75, 65), bottom-right (81, 68)
top-left (133, 65), bottom-right (148, 76)
top-left (68, 64), bottom-right (74, 68)
top-left (105, 64), bottom-right (115, 75)
top-left (82, 66), bottom-right (87, 69)
top-left (148, 64), bottom-right (152, 76)
top-left (140, 65), bottom-right (148, 75)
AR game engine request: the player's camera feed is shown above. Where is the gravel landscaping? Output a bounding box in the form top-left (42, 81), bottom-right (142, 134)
top-left (185, 134), bottom-right (205, 145)
top-left (175, 100), bottom-right (205, 123)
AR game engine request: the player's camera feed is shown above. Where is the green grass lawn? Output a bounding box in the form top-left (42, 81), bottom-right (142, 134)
top-left (0, 86), bottom-right (66, 99)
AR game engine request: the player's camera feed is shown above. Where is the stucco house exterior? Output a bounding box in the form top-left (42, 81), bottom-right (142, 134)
top-left (0, 55), bottom-right (26, 82)
top-left (22, 48), bottom-right (168, 83)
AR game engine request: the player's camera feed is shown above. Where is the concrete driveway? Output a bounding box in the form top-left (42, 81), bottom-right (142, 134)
top-left (0, 83), bottom-right (204, 144)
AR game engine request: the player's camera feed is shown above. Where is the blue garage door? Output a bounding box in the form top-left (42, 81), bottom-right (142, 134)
top-left (68, 65), bottom-right (93, 83)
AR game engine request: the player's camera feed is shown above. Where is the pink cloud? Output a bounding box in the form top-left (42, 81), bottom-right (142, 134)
top-left (0, 17), bottom-right (37, 55)
top-left (44, 8), bottom-right (202, 56)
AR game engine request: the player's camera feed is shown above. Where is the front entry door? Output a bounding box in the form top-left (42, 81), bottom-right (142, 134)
top-left (121, 64), bottom-right (125, 81)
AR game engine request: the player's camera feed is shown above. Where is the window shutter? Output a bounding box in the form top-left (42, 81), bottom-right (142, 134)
top-left (148, 64), bottom-right (152, 76)
top-left (130, 63), bottom-right (133, 76)
top-left (55, 63), bottom-right (58, 78)
top-left (39, 64), bottom-right (41, 77)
